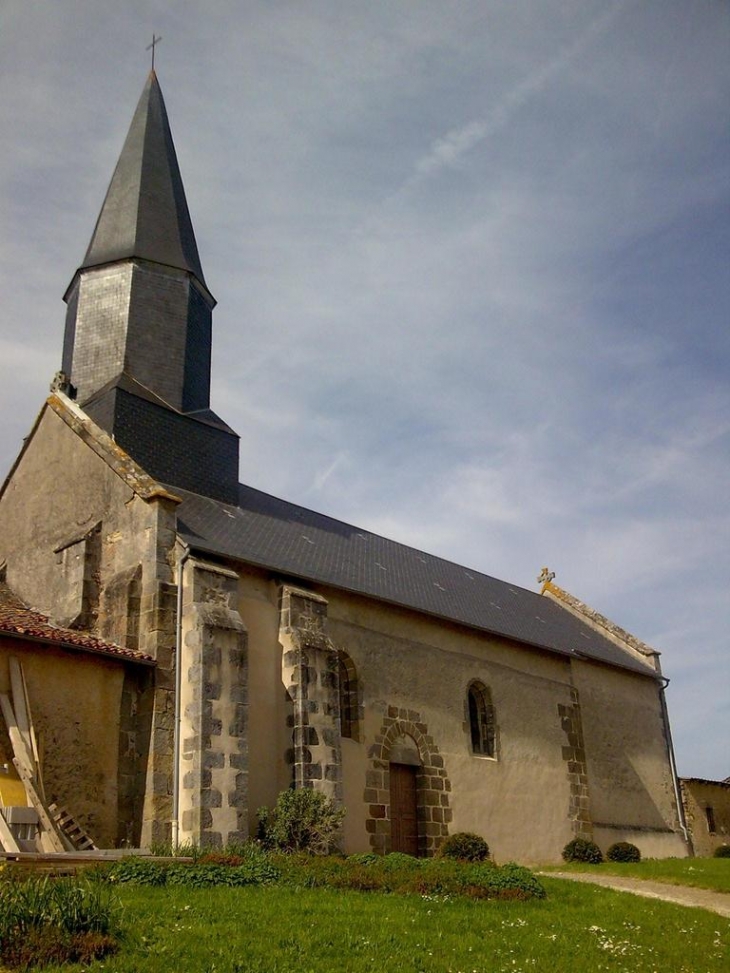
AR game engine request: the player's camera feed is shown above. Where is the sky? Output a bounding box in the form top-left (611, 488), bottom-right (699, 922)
top-left (0, 1), bottom-right (728, 781)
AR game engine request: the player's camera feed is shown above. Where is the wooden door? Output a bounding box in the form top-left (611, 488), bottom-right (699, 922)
top-left (390, 763), bottom-right (419, 856)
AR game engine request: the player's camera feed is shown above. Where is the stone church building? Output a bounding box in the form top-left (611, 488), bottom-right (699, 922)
top-left (0, 72), bottom-right (689, 862)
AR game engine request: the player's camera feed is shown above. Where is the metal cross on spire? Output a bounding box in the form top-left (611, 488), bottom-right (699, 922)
top-left (146, 34), bottom-right (162, 70)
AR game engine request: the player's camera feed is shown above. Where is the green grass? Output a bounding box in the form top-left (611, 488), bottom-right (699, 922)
top-left (36, 877), bottom-right (729, 973)
top-left (546, 856), bottom-right (730, 893)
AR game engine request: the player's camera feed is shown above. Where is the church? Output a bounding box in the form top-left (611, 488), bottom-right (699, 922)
top-left (0, 72), bottom-right (689, 862)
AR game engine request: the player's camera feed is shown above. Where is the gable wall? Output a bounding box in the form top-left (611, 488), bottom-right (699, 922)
top-left (0, 407), bottom-right (169, 631)
top-left (0, 406), bottom-right (179, 845)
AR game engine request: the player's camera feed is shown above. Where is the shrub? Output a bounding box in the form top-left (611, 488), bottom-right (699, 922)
top-left (381, 852), bottom-right (421, 871)
top-left (347, 852), bottom-right (379, 866)
top-left (438, 832), bottom-right (490, 862)
top-left (104, 856), bottom-right (169, 885)
top-left (272, 852), bottom-right (545, 900)
top-left (713, 844), bottom-right (730, 858)
top-left (257, 788), bottom-right (345, 854)
top-left (165, 861), bottom-right (279, 888)
top-left (562, 838), bottom-right (603, 864)
top-left (101, 846), bottom-right (279, 888)
top-left (607, 841), bottom-right (641, 863)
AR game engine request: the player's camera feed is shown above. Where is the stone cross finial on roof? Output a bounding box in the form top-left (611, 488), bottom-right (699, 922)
top-left (537, 567), bottom-right (556, 585)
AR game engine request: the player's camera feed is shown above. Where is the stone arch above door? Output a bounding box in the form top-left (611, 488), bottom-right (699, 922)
top-left (364, 706), bottom-right (452, 856)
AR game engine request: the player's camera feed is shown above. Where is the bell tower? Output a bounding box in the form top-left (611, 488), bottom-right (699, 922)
top-left (61, 73), bottom-right (239, 503)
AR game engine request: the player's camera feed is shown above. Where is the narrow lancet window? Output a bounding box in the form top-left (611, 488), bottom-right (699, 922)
top-left (337, 651), bottom-right (360, 741)
top-left (468, 682), bottom-right (496, 757)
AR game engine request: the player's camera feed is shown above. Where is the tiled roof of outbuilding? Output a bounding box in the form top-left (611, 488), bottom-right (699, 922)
top-left (0, 580), bottom-right (154, 665)
top-left (174, 483), bottom-right (659, 678)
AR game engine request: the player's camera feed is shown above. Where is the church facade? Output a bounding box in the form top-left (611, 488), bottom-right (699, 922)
top-left (0, 73), bottom-right (689, 862)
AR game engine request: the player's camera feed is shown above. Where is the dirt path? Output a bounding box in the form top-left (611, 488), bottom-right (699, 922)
top-left (543, 871), bottom-right (730, 918)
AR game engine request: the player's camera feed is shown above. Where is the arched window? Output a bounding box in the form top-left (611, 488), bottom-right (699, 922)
top-left (467, 682), bottom-right (496, 757)
top-left (337, 651), bottom-right (360, 741)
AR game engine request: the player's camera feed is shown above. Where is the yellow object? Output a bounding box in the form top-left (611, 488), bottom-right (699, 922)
top-left (0, 766), bottom-right (28, 808)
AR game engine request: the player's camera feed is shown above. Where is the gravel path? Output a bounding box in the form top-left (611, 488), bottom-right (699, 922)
top-left (543, 871), bottom-right (730, 918)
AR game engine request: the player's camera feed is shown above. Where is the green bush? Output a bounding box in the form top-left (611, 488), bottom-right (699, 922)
top-left (713, 844), bottom-right (730, 858)
top-left (165, 861), bottom-right (279, 888)
top-left (272, 851), bottom-right (545, 900)
top-left (607, 841), bottom-right (641, 863)
top-left (257, 788), bottom-right (345, 854)
top-left (104, 856), bottom-right (169, 886)
top-left (438, 831), bottom-right (490, 862)
top-left (347, 852), bottom-right (379, 866)
top-left (562, 838), bottom-right (603, 864)
top-left (381, 852), bottom-right (421, 870)
top-left (102, 846), bottom-right (279, 888)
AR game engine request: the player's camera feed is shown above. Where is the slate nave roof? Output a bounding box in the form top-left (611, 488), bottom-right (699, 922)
top-left (173, 482), bottom-right (660, 679)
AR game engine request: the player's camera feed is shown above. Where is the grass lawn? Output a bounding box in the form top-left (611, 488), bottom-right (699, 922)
top-left (544, 857), bottom-right (730, 894)
top-left (47, 877), bottom-right (728, 973)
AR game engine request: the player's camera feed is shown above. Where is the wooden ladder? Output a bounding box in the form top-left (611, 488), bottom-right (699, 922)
top-left (48, 803), bottom-right (97, 851)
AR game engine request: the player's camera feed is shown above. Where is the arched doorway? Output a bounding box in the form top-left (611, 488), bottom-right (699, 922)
top-left (389, 734), bottom-right (421, 855)
top-left (365, 711), bottom-right (452, 857)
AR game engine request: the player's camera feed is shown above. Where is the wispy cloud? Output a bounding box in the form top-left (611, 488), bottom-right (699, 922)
top-left (408, 0), bottom-right (632, 185)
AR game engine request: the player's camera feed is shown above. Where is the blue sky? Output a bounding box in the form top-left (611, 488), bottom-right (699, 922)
top-left (1, 0), bottom-right (728, 780)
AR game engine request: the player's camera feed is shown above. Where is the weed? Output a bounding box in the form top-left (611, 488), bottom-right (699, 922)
top-left (0, 872), bottom-right (120, 970)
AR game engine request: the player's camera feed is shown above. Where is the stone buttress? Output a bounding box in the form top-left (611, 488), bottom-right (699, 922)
top-left (177, 558), bottom-right (248, 847)
top-left (279, 585), bottom-right (342, 802)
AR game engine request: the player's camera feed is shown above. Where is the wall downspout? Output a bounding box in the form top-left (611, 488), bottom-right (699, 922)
top-left (171, 543), bottom-right (191, 850)
top-left (659, 676), bottom-right (692, 853)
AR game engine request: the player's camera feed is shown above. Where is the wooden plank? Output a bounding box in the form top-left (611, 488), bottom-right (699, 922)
top-left (12, 758), bottom-right (67, 853)
top-left (0, 809), bottom-right (21, 853)
top-left (19, 660), bottom-right (46, 802)
top-left (0, 693), bottom-right (35, 779)
top-left (9, 658), bottom-right (33, 764)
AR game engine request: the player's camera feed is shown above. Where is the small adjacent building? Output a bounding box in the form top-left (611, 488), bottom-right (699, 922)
top-left (680, 778), bottom-right (730, 857)
top-left (0, 71), bottom-right (690, 862)
top-left (0, 577), bottom-right (154, 847)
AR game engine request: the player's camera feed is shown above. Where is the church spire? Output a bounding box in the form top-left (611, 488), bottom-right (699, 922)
top-left (60, 72), bottom-right (239, 504)
top-left (80, 70), bottom-right (209, 293)
top-left (62, 72), bottom-right (216, 415)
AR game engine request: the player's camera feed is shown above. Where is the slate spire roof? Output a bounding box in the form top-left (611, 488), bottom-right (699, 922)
top-left (79, 70), bottom-right (209, 293)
